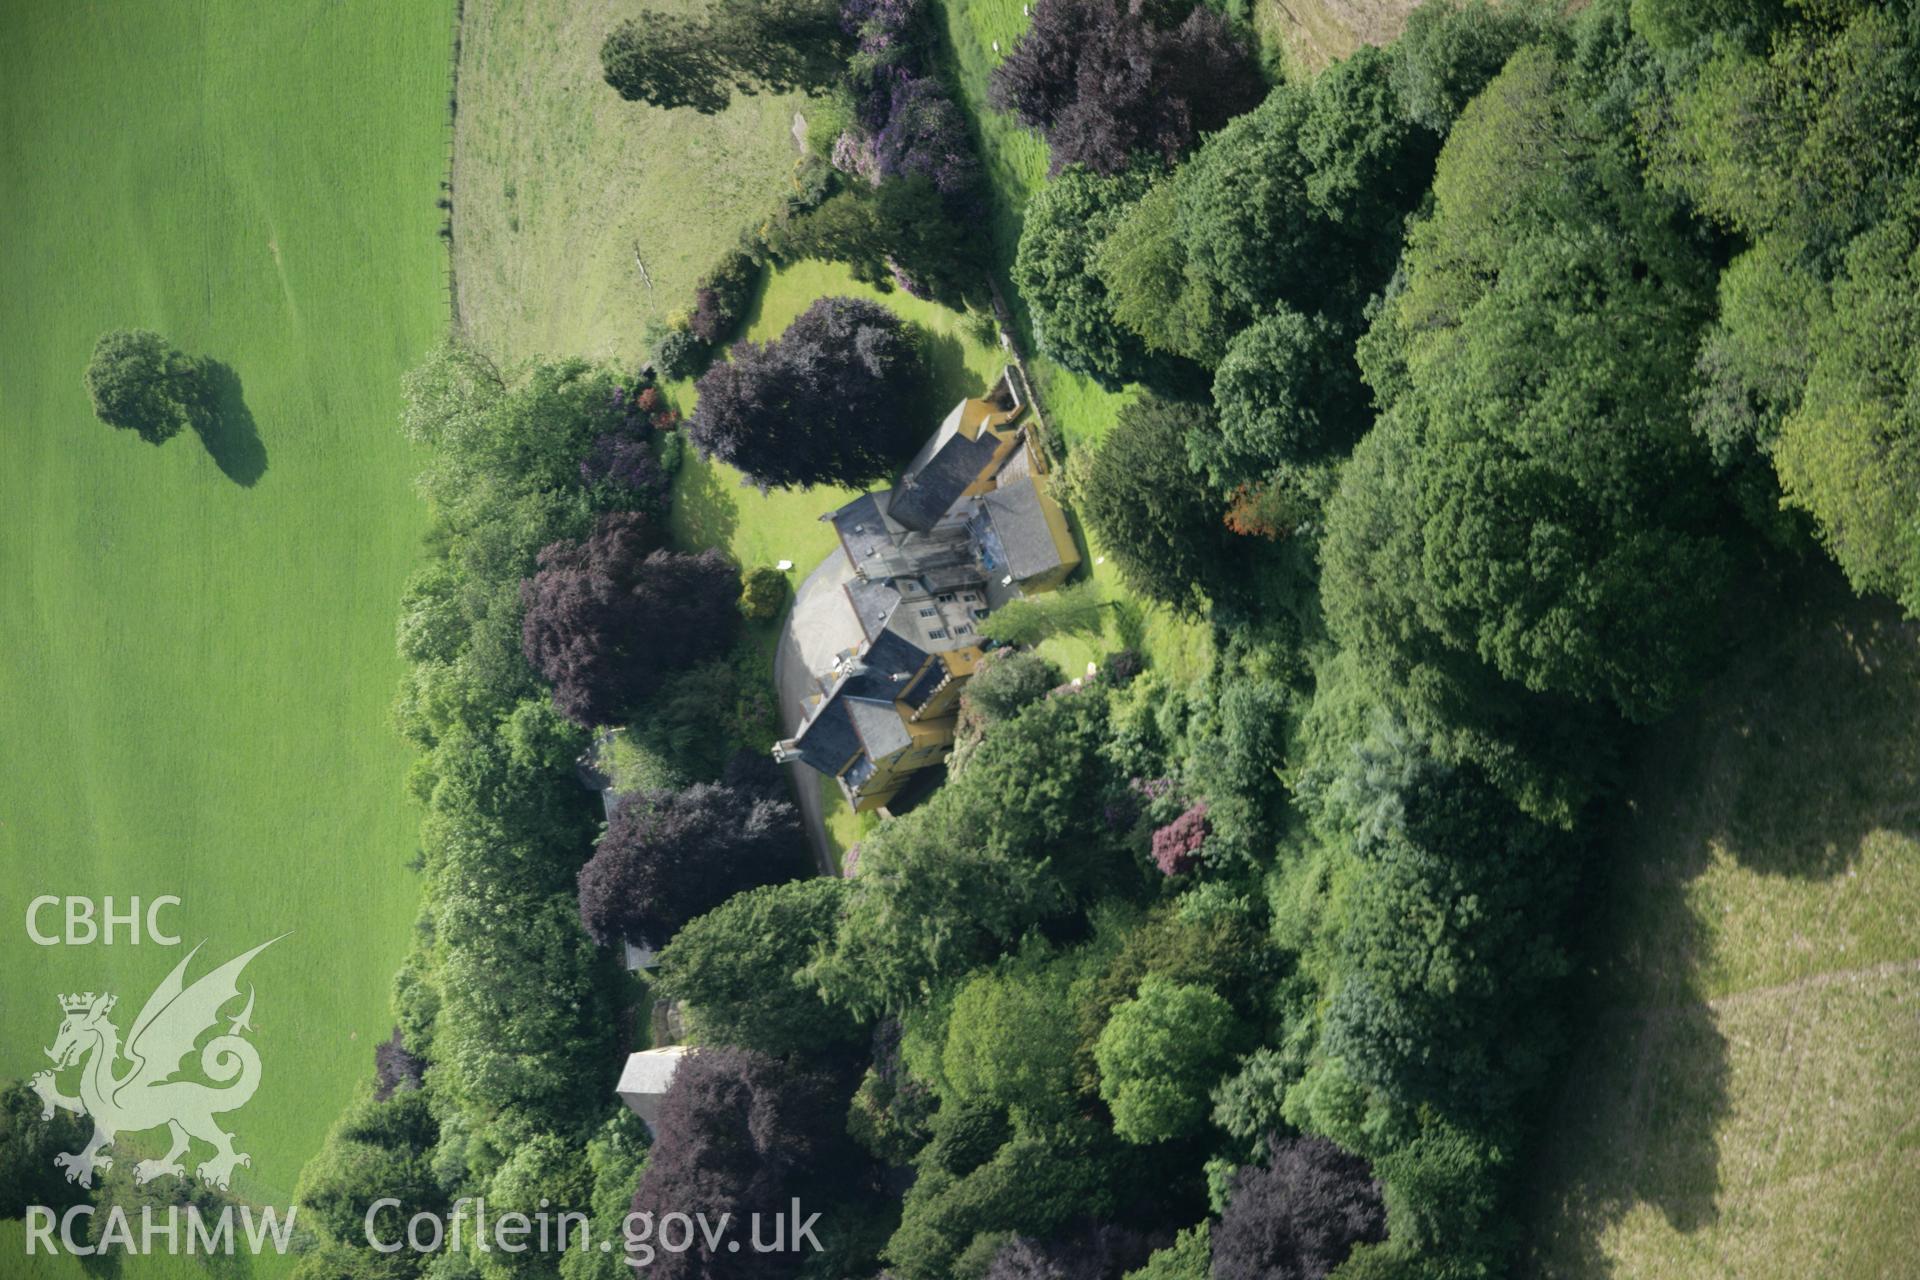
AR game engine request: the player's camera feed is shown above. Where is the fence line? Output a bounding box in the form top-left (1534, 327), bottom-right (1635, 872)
top-left (442, 0), bottom-right (466, 337)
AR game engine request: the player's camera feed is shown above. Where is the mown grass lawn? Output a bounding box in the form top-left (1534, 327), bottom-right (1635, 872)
top-left (0, 1), bottom-right (451, 1271)
top-left (1523, 597), bottom-right (1920, 1279)
top-left (665, 258), bottom-right (1012, 578)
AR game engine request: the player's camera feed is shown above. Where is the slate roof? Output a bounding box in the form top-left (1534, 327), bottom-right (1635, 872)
top-left (847, 697), bottom-right (913, 760)
top-left (830, 492), bottom-right (895, 564)
top-left (842, 628), bottom-right (917, 683)
top-left (888, 421), bottom-right (1002, 532)
top-left (791, 629), bottom-right (930, 776)
top-left (792, 699), bottom-right (863, 777)
top-left (982, 476), bottom-right (1069, 582)
top-left (845, 575), bottom-right (903, 644)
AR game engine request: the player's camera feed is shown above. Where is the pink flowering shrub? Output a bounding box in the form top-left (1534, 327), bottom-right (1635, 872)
top-left (1151, 802), bottom-right (1210, 876)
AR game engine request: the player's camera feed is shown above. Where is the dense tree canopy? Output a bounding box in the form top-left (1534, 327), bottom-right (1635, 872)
top-left (1013, 165), bottom-right (1159, 387)
top-left (1644, 5), bottom-right (1920, 610)
top-left (520, 513), bottom-right (740, 726)
top-left (629, 1047), bottom-right (853, 1280)
top-left (577, 779), bottom-right (807, 950)
top-left (989, 0), bottom-right (1264, 175)
top-left (1387, 0), bottom-right (1539, 133)
top-left (1094, 975), bottom-right (1241, 1142)
top-left (1096, 49), bottom-right (1435, 364)
top-left (1197, 307), bottom-right (1366, 488)
top-left (687, 295), bottom-right (927, 489)
top-left (295, 1090), bottom-right (444, 1274)
top-left (1210, 1137), bottom-right (1386, 1280)
top-left (1, 1079), bottom-right (91, 1218)
top-left (1322, 37), bottom-right (1743, 816)
top-left (1074, 396), bottom-right (1241, 612)
top-left (983, 1223), bottom-right (1160, 1280)
top-left (309, 5), bottom-right (1920, 1280)
top-left (653, 876), bottom-right (863, 1057)
top-left (808, 691), bottom-right (1135, 1016)
top-left (1320, 757), bottom-right (1572, 1123)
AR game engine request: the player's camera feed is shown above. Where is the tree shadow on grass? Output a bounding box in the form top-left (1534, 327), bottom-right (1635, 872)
top-left (922, 330), bottom-right (987, 409)
top-left (1521, 589), bottom-right (1920, 1276)
top-left (188, 360), bottom-right (266, 487)
top-left (671, 453), bottom-right (741, 555)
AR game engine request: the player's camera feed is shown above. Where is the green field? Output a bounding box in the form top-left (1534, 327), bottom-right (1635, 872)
top-left (452, 0), bottom-right (822, 367)
top-left (1524, 597), bottom-right (1920, 1278)
top-left (0, 0), bottom-right (452, 1271)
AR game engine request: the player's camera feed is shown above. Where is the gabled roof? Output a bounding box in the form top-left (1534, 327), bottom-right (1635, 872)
top-left (982, 475), bottom-right (1073, 582)
top-left (846, 697), bottom-right (913, 760)
top-left (829, 491), bottom-right (895, 564)
top-left (792, 698), bottom-right (863, 778)
top-left (617, 1045), bottom-right (689, 1098)
top-left (790, 629), bottom-right (931, 776)
top-left (889, 406), bottom-right (1004, 532)
top-left (846, 575), bottom-right (903, 644)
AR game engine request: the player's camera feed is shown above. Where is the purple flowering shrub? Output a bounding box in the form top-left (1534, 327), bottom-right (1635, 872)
top-left (1151, 801), bottom-right (1210, 875)
top-left (580, 428), bottom-right (671, 511)
top-left (872, 74), bottom-right (981, 200)
top-left (835, 0), bottom-right (981, 209)
top-left (687, 249), bottom-right (761, 344)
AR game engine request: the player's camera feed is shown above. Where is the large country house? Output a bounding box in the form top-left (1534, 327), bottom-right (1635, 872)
top-left (774, 369), bottom-right (1080, 812)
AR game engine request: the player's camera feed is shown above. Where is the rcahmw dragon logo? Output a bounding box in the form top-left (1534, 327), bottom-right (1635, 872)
top-left (29, 937), bottom-right (283, 1191)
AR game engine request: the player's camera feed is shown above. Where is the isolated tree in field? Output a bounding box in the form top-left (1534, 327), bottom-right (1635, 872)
top-left (576, 780), bottom-right (806, 949)
top-left (83, 328), bottom-right (203, 444)
top-left (601, 15), bottom-right (738, 113)
top-left (1076, 396), bottom-right (1239, 611)
top-left (601, 1), bottom-right (843, 113)
top-left (1210, 1136), bottom-right (1386, 1280)
top-left (1094, 975), bottom-right (1240, 1142)
top-left (519, 512), bottom-right (741, 726)
top-left (687, 296), bottom-right (926, 489)
top-left (652, 877), bottom-right (863, 1057)
top-left (628, 1047), bottom-right (851, 1279)
top-left (990, 0), bottom-right (1263, 175)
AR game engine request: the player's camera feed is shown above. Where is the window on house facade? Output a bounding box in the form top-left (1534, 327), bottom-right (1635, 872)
top-left (927, 628), bottom-right (948, 640)
top-left (918, 607), bottom-right (937, 618)
top-left (954, 624), bottom-right (972, 636)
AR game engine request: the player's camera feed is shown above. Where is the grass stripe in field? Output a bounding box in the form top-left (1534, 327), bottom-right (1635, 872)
top-left (0, 2), bottom-right (452, 1273)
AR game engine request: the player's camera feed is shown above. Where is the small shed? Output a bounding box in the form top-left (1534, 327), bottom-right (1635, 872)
top-left (616, 1045), bottom-right (690, 1133)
